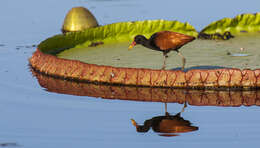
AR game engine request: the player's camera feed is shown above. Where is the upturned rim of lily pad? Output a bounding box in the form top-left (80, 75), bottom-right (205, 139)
top-left (200, 12), bottom-right (260, 34)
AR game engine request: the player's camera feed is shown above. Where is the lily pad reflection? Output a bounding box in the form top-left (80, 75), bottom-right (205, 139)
top-left (31, 69), bottom-right (260, 107)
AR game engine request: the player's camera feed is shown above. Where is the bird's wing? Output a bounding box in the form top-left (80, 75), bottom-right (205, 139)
top-left (154, 31), bottom-right (195, 50)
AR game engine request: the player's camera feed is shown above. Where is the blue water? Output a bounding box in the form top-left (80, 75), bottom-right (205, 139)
top-left (0, 0), bottom-right (260, 147)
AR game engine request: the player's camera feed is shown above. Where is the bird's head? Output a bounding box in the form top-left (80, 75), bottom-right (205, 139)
top-left (128, 35), bottom-right (147, 50)
top-left (130, 118), bottom-right (151, 133)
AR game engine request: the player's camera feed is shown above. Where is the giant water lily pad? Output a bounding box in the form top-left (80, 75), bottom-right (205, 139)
top-left (30, 19), bottom-right (260, 89)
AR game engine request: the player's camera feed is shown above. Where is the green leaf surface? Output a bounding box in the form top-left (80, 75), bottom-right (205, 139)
top-left (201, 13), bottom-right (260, 34)
top-left (57, 34), bottom-right (260, 70)
top-left (38, 20), bottom-right (198, 54)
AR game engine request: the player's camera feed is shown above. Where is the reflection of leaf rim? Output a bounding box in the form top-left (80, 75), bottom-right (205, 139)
top-left (31, 68), bottom-right (260, 106)
top-left (201, 13), bottom-right (260, 34)
top-left (38, 20), bottom-right (198, 54)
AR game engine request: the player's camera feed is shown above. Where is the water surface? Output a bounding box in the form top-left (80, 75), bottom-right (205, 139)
top-left (1, 0), bottom-right (260, 147)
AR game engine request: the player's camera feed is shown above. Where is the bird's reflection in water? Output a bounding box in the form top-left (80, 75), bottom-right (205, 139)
top-left (131, 102), bottom-right (198, 137)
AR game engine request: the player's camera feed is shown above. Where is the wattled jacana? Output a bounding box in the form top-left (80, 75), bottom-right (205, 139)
top-left (128, 31), bottom-right (195, 70)
top-left (130, 102), bottom-right (198, 135)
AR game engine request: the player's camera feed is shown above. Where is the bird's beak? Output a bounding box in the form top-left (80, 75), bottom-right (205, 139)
top-left (130, 119), bottom-right (138, 127)
top-left (128, 41), bottom-right (136, 50)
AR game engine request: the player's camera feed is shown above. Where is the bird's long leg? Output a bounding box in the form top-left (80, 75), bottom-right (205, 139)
top-left (162, 52), bottom-right (168, 70)
top-left (177, 51), bottom-right (186, 71)
top-left (164, 102), bottom-right (168, 114)
top-left (181, 101), bottom-right (187, 113)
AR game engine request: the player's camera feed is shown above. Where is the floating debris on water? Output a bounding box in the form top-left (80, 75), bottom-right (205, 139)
top-left (0, 142), bottom-right (18, 147)
top-left (16, 44), bottom-right (37, 50)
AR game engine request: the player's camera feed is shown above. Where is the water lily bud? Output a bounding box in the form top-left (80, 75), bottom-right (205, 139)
top-left (62, 7), bottom-right (98, 33)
